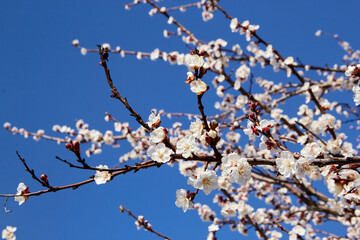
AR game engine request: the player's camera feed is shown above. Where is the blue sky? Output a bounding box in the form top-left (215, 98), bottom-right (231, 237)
top-left (1, 0), bottom-right (360, 239)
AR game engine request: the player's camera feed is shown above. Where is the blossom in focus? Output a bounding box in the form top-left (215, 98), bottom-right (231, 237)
top-left (176, 134), bottom-right (198, 158)
top-left (147, 143), bottom-right (173, 163)
top-left (148, 111), bottom-right (161, 129)
top-left (193, 170), bottom-right (219, 195)
top-left (94, 165), bottom-right (112, 185)
top-left (190, 117), bottom-right (203, 138)
top-left (149, 127), bottom-right (167, 144)
top-left (276, 151), bottom-right (296, 178)
top-left (190, 79), bottom-right (208, 95)
top-left (175, 189), bottom-right (193, 212)
top-left (221, 153), bottom-right (252, 185)
top-left (243, 120), bottom-right (260, 141)
top-left (14, 182), bottom-right (30, 205)
top-left (185, 53), bottom-right (204, 70)
top-left (301, 142), bottom-right (322, 159)
top-left (259, 135), bottom-right (280, 155)
top-left (2, 226), bottom-right (16, 240)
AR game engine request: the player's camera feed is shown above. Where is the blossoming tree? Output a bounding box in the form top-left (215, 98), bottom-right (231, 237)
top-left (2, 0), bottom-right (360, 239)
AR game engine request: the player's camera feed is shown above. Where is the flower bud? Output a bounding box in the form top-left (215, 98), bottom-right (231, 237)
top-left (40, 174), bottom-right (49, 185)
top-left (65, 142), bottom-right (73, 151)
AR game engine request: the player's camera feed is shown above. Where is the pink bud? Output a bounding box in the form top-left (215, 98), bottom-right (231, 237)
top-left (65, 143), bottom-right (73, 151)
top-left (40, 174), bottom-right (49, 184)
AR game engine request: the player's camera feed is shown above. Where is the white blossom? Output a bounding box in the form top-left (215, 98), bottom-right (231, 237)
top-left (190, 117), bottom-right (203, 138)
top-left (190, 79), bottom-right (208, 95)
top-left (176, 134), bottom-right (198, 158)
top-left (276, 151), bottom-right (296, 178)
top-left (94, 165), bottom-right (111, 184)
top-left (2, 226), bottom-right (16, 240)
top-left (175, 189), bottom-right (193, 212)
top-left (230, 18), bottom-right (239, 32)
top-left (185, 54), bottom-right (204, 69)
top-left (147, 143), bottom-right (173, 163)
top-left (14, 182), bottom-right (29, 205)
top-left (149, 127), bottom-right (167, 144)
top-left (193, 170), bottom-right (219, 195)
top-left (353, 85), bottom-right (360, 106)
top-left (222, 153), bottom-right (252, 185)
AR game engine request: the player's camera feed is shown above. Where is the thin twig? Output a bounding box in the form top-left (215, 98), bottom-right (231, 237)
top-left (119, 205), bottom-right (171, 240)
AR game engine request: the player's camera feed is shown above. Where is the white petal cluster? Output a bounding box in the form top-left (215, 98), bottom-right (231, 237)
top-left (2, 226), bottom-right (16, 240)
top-left (194, 203), bottom-right (216, 222)
top-left (276, 151), bottom-right (296, 178)
top-left (14, 182), bottom-right (28, 205)
top-left (353, 85), bottom-right (360, 106)
top-left (191, 170), bottom-right (219, 195)
top-left (147, 143), bottom-right (173, 163)
top-left (221, 153), bottom-right (252, 185)
top-left (149, 127), bottom-right (166, 144)
top-left (176, 134), bottom-right (198, 158)
top-left (175, 189), bottom-right (193, 212)
top-left (185, 54), bottom-right (204, 70)
top-left (230, 18), bottom-right (239, 32)
top-left (190, 79), bottom-right (208, 95)
top-left (94, 165), bottom-right (111, 185)
top-left (147, 111), bottom-right (161, 128)
top-left (190, 117), bottom-right (203, 138)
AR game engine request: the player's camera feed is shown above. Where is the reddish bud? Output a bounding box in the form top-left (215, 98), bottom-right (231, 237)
top-left (65, 142), bottom-right (73, 151)
top-left (72, 141), bottom-right (80, 153)
top-left (40, 174), bottom-right (49, 185)
top-left (99, 61), bottom-right (103, 66)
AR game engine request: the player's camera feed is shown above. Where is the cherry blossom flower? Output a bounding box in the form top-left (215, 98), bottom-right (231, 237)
top-left (220, 202), bottom-right (238, 217)
top-left (243, 121), bottom-right (260, 141)
top-left (276, 151), bottom-right (296, 178)
top-left (185, 54), bottom-right (204, 70)
top-left (345, 65), bottom-right (357, 76)
top-left (186, 72), bottom-right (196, 83)
top-left (353, 85), bottom-right (360, 106)
top-left (296, 157), bottom-right (320, 179)
top-left (71, 39), bottom-right (79, 46)
top-left (176, 134), bottom-right (198, 158)
top-left (190, 79), bottom-right (208, 95)
top-left (149, 127), bottom-right (167, 144)
top-left (147, 143), bottom-right (173, 163)
top-left (284, 56), bottom-right (294, 65)
top-left (192, 170), bottom-right (219, 195)
top-left (257, 119), bottom-right (276, 134)
top-left (301, 142), bottom-right (322, 159)
top-left (190, 117), bottom-right (203, 138)
top-left (289, 225), bottom-right (305, 240)
top-left (259, 135), bottom-right (280, 155)
top-left (14, 182), bottom-right (29, 205)
top-left (103, 130), bottom-right (114, 145)
top-left (175, 189), bottom-right (194, 212)
top-left (148, 111), bottom-right (161, 129)
top-left (221, 153), bottom-right (252, 185)
top-left (230, 18), bottom-right (239, 32)
top-left (102, 43), bottom-right (110, 50)
top-left (94, 165), bottom-right (111, 185)
top-left (194, 203), bottom-right (216, 222)
top-left (1, 226), bottom-right (16, 240)
top-left (208, 223), bottom-right (219, 232)
top-left (235, 65), bottom-right (250, 81)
